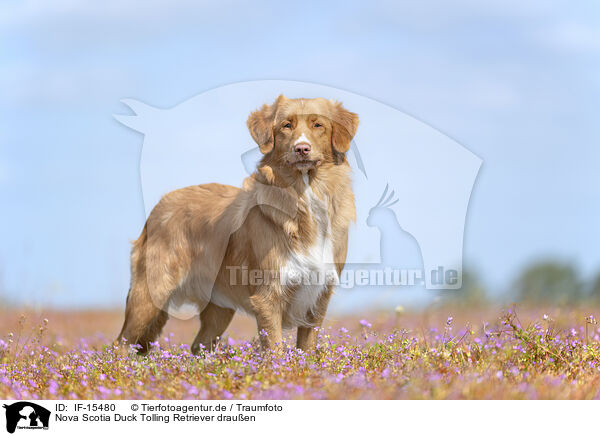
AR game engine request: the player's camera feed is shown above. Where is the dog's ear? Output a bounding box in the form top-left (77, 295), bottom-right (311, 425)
top-left (330, 101), bottom-right (359, 153)
top-left (247, 95), bottom-right (284, 154)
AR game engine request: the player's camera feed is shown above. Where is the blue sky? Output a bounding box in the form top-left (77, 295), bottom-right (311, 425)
top-left (1, 1), bottom-right (599, 311)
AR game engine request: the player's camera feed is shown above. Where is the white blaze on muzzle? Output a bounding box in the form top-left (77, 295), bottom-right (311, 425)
top-left (294, 133), bottom-right (311, 146)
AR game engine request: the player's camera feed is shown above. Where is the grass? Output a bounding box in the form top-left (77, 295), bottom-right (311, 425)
top-left (1, 305), bottom-right (600, 399)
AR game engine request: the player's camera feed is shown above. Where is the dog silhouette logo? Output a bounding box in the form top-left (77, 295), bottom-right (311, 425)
top-left (2, 402), bottom-right (50, 433)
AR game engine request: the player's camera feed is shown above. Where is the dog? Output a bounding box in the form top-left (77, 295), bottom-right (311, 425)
top-left (117, 95), bottom-right (358, 353)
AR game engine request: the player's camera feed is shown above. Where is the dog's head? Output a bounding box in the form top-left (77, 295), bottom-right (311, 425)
top-left (247, 95), bottom-right (358, 173)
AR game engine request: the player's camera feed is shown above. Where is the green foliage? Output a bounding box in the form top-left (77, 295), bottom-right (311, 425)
top-left (438, 269), bottom-right (488, 307)
top-left (589, 273), bottom-right (600, 302)
top-left (513, 260), bottom-right (583, 304)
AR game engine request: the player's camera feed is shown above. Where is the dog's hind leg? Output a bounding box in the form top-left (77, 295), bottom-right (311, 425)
top-left (191, 302), bottom-right (235, 354)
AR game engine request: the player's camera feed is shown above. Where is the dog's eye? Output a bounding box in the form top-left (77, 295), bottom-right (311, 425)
top-left (314, 122), bottom-right (323, 128)
top-left (283, 122), bottom-right (292, 129)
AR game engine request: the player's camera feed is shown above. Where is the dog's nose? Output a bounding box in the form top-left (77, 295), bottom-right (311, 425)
top-left (294, 143), bottom-right (311, 156)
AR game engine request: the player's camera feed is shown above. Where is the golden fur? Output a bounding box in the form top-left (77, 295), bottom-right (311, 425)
top-left (117, 95), bottom-right (358, 353)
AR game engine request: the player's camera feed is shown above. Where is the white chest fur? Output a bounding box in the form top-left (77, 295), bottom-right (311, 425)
top-left (279, 177), bottom-right (339, 328)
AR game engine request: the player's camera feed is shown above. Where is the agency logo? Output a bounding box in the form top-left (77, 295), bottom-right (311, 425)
top-left (2, 402), bottom-right (50, 434)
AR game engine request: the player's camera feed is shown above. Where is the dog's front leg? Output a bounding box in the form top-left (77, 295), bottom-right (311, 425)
top-left (296, 288), bottom-right (334, 351)
top-left (250, 289), bottom-right (283, 350)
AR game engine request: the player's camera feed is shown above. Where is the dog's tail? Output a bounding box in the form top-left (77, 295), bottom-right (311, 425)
top-left (115, 223), bottom-right (149, 344)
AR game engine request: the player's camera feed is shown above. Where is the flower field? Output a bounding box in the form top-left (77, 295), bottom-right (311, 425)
top-left (1, 306), bottom-right (600, 400)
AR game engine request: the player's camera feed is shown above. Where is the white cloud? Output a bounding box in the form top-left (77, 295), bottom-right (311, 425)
top-left (350, 0), bottom-right (558, 30)
top-left (0, 0), bottom-right (247, 34)
top-left (540, 21), bottom-right (600, 53)
top-left (0, 61), bottom-right (135, 105)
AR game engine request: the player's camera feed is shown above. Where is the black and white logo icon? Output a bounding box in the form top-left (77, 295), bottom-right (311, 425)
top-left (3, 402), bottom-right (50, 434)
